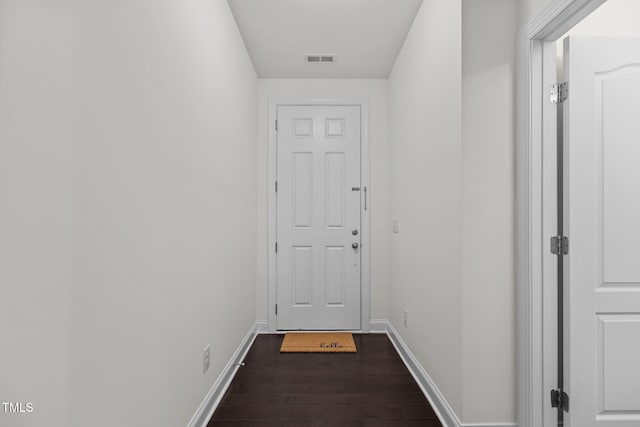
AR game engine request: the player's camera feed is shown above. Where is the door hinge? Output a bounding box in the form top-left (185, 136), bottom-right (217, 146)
top-left (551, 235), bottom-right (569, 255)
top-left (275, 120), bottom-right (278, 131)
top-left (275, 304), bottom-right (278, 315)
top-left (275, 181), bottom-right (278, 192)
top-left (275, 242), bottom-right (278, 253)
top-left (550, 82), bottom-right (568, 104)
top-left (551, 389), bottom-right (569, 412)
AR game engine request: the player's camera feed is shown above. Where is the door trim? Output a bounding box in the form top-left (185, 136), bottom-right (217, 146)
top-left (267, 98), bottom-right (370, 333)
top-left (516, 1), bottom-right (607, 426)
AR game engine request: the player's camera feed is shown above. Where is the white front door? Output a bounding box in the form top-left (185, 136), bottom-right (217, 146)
top-left (276, 105), bottom-right (361, 330)
top-left (564, 37), bottom-right (640, 426)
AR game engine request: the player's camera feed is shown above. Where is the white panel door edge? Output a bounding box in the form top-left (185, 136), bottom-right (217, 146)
top-left (564, 36), bottom-right (640, 427)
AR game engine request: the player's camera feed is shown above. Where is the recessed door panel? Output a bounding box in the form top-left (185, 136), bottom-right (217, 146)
top-left (601, 69), bottom-right (640, 286)
top-left (292, 246), bottom-right (312, 306)
top-left (597, 315), bottom-right (640, 413)
top-left (293, 118), bottom-right (313, 137)
top-left (292, 153), bottom-right (312, 228)
top-left (325, 118), bottom-right (345, 138)
top-left (325, 246), bottom-right (346, 306)
top-left (325, 153), bottom-right (345, 229)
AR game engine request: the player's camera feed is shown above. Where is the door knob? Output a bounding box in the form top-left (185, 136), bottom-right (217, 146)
top-left (352, 229), bottom-right (358, 236)
top-left (352, 243), bottom-right (359, 249)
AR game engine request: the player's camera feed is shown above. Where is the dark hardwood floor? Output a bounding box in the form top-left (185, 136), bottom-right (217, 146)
top-left (207, 334), bottom-right (443, 427)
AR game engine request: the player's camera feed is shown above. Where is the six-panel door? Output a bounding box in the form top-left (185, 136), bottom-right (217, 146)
top-left (276, 105), bottom-right (361, 330)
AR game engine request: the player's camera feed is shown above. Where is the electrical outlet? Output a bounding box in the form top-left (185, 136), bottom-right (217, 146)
top-left (403, 308), bottom-right (408, 328)
top-left (203, 345), bottom-right (211, 374)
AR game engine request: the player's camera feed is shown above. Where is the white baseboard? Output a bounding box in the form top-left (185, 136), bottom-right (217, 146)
top-left (368, 319), bottom-right (389, 333)
top-left (254, 319), bottom-right (390, 334)
top-left (185, 324), bottom-right (257, 427)
top-left (384, 320), bottom-right (459, 427)
top-left (460, 424), bottom-right (518, 427)
top-left (382, 320), bottom-right (518, 427)
top-left (255, 320), bottom-right (269, 334)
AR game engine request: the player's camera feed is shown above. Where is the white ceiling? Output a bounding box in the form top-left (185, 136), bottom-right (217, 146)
top-left (227, 0), bottom-right (423, 78)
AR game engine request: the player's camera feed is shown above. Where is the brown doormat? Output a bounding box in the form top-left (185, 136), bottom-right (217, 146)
top-left (280, 332), bottom-right (357, 353)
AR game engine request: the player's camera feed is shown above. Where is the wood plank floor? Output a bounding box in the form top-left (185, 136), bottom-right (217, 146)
top-left (207, 334), bottom-right (443, 427)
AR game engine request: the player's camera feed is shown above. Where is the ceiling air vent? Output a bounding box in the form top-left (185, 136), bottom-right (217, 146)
top-left (305, 54), bottom-right (336, 63)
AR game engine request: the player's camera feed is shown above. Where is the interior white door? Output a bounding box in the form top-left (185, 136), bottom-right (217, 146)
top-left (276, 105), bottom-right (361, 330)
top-left (563, 37), bottom-right (640, 426)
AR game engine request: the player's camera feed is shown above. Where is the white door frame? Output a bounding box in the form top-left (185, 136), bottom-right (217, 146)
top-left (267, 97), bottom-right (370, 333)
top-left (516, 1), bottom-right (608, 426)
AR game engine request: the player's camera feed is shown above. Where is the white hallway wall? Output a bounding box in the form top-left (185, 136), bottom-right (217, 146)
top-left (71, 1), bottom-right (258, 426)
top-left (1, 1), bottom-right (258, 426)
top-left (0, 2), bottom-right (75, 426)
top-left (389, 0), bottom-right (464, 418)
top-left (256, 79), bottom-right (390, 323)
top-left (461, 0), bottom-right (517, 422)
top-left (519, 0), bottom-right (556, 27)
top-left (389, 0), bottom-right (517, 423)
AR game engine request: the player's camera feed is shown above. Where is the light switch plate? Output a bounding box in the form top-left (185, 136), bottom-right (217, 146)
top-left (203, 345), bottom-right (211, 374)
